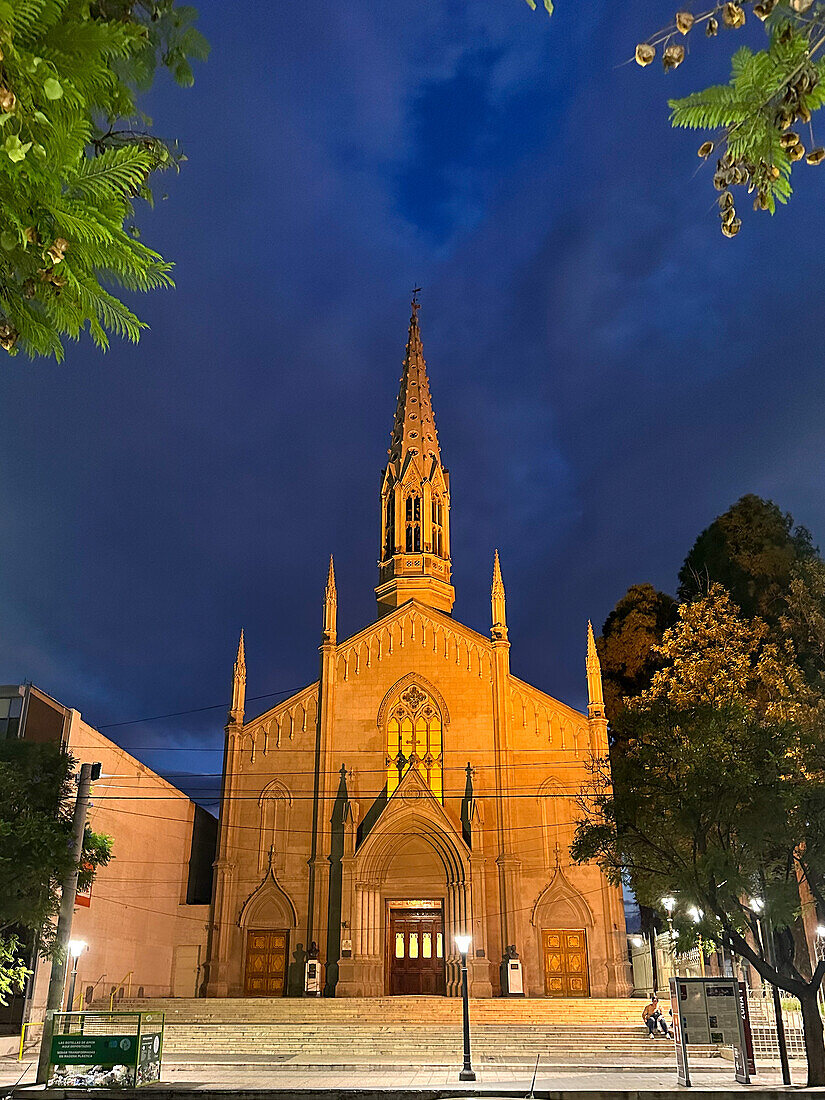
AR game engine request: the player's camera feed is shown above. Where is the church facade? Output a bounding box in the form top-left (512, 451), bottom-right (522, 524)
top-left (204, 304), bottom-right (631, 999)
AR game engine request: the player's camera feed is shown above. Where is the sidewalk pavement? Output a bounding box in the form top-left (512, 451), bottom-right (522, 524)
top-left (0, 1054), bottom-right (811, 1093)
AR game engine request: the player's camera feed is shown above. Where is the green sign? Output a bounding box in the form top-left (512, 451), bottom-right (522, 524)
top-left (50, 1033), bottom-right (138, 1066)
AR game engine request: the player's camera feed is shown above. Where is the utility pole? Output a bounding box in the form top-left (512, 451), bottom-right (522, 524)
top-left (36, 761), bottom-right (100, 1084)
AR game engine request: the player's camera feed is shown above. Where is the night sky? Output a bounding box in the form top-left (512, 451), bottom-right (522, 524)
top-left (2, 2), bottom-right (824, 811)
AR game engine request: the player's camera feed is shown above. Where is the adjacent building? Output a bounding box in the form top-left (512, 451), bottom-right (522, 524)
top-left (0, 683), bottom-right (214, 1029)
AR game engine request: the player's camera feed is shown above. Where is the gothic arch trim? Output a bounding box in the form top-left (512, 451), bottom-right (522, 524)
top-left (529, 868), bottom-right (595, 929)
top-left (376, 672), bottom-right (451, 729)
top-left (237, 866), bottom-right (298, 930)
top-left (258, 778), bottom-right (293, 807)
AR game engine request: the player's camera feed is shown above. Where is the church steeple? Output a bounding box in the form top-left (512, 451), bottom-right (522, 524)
top-left (376, 296), bottom-right (454, 617)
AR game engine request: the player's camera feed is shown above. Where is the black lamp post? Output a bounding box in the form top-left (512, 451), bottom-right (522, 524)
top-left (66, 940), bottom-right (86, 1011)
top-left (454, 934), bottom-right (475, 1082)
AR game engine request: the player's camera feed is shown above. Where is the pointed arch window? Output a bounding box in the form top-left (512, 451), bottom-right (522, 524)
top-left (386, 684), bottom-right (443, 802)
top-left (384, 494), bottom-right (395, 558)
top-left (431, 496), bottom-right (444, 557)
top-left (258, 779), bottom-right (292, 873)
top-left (537, 778), bottom-right (575, 871)
top-left (405, 494), bottom-right (421, 552)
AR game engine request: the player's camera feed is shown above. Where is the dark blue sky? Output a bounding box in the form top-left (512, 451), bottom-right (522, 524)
top-left (2, 2), bottom-right (824, 809)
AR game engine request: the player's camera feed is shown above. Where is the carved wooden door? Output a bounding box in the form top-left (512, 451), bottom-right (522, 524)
top-left (542, 929), bottom-right (590, 997)
top-left (244, 929), bottom-right (288, 996)
top-left (389, 909), bottom-right (446, 995)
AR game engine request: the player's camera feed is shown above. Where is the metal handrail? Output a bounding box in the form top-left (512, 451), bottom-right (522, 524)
top-left (109, 970), bottom-right (134, 1012)
top-left (18, 1021), bottom-right (43, 1061)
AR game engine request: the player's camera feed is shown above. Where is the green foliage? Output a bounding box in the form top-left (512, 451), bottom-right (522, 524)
top-left (0, 934), bottom-right (29, 1006)
top-left (678, 494), bottom-right (816, 626)
top-left (598, 583), bottom-right (677, 725)
top-left (575, 579), bottom-right (825, 1081)
top-left (523, 0), bottom-right (553, 13)
top-left (0, 0), bottom-right (208, 361)
top-left (0, 739), bottom-right (112, 954)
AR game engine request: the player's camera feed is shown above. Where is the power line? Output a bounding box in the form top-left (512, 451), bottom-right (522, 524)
top-left (95, 687), bottom-right (308, 729)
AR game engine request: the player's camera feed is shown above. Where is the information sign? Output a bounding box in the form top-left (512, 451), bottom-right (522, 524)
top-left (51, 1034), bottom-right (137, 1066)
top-left (669, 978), bottom-right (690, 1087)
top-left (669, 977), bottom-right (754, 1087)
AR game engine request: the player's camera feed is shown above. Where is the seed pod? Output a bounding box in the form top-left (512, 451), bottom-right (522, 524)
top-left (0, 322), bottom-right (18, 350)
top-left (722, 205), bottom-right (737, 225)
top-left (0, 87), bottom-right (16, 112)
top-left (806, 147), bottom-right (825, 165)
top-left (698, 141), bottom-right (714, 158)
top-left (663, 44), bottom-right (685, 71)
top-left (769, 164), bottom-right (781, 179)
top-left (719, 190), bottom-right (735, 210)
top-left (24, 227), bottom-right (38, 244)
top-left (713, 171), bottom-right (727, 191)
top-left (790, 0), bottom-right (814, 11)
top-left (789, 143), bottom-right (806, 162)
top-left (706, 16), bottom-right (719, 35)
top-left (780, 132), bottom-right (800, 148)
top-left (721, 218), bottom-right (742, 238)
top-left (676, 11), bottom-right (695, 33)
top-left (797, 105), bottom-right (812, 124)
top-left (754, 0), bottom-right (777, 16)
top-left (723, 3), bottom-right (746, 27)
top-left (754, 192), bottom-right (770, 211)
top-left (635, 43), bottom-right (656, 66)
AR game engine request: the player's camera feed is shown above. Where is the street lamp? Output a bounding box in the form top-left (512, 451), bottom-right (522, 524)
top-left (454, 933), bottom-right (475, 1082)
top-left (66, 940), bottom-right (87, 1011)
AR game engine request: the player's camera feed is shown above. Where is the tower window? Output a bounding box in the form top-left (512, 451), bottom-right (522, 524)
top-left (432, 498), bottom-right (443, 557)
top-left (405, 495), bottom-right (421, 552)
top-left (384, 495), bottom-right (395, 558)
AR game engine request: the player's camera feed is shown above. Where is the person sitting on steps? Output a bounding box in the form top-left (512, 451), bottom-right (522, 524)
top-left (642, 995), bottom-right (672, 1038)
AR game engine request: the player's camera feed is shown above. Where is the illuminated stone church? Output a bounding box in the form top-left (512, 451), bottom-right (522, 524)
top-left (204, 303), bottom-right (631, 999)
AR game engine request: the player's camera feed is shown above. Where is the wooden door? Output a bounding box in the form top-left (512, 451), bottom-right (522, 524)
top-left (542, 929), bottom-right (590, 997)
top-left (244, 929), bottom-right (288, 996)
top-left (389, 909), bottom-right (446, 995)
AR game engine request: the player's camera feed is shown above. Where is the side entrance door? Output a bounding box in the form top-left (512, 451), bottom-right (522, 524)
top-left (389, 908), bottom-right (446, 995)
top-left (244, 929), bottom-right (289, 996)
top-left (542, 928), bottom-right (590, 997)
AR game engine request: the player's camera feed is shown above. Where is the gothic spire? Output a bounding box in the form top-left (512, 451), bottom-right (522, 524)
top-left (376, 296), bottom-right (454, 617)
top-left (323, 555), bottom-right (337, 644)
top-left (387, 296), bottom-right (442, 472)
top-left (491, 549), bottom-right (508, 642)
top-left (586, 620), bottom-right (606, 720)
top-left (228, 629), bottom-right (246, 726)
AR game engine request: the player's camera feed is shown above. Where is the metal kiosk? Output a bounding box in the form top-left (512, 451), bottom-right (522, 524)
top-left (669, 976), bottom-right (755, 1086)
top-left (48, 1011), bottom-right (165, 1088)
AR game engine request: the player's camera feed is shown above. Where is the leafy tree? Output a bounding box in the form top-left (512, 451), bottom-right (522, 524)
top-left (0, 0), bottom-right (208, 361)
top-left (0, 739), bottom-right (112, 999)
top-left (640, 582), bottom-right (812, 720)
top-left (781, 556), bottom-right (825, 694)
top-left (598, 583), bottom-right (677, 725)
top-left (0, 935), bottom-right (29, 1006)
top-left (573, 586), bottom-right (825, 1085)
top-left (678, 494), bottom-right (816, 626)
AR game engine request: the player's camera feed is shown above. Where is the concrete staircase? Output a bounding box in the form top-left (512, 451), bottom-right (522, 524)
top-left (116, 997), bottom-right (713, 1068)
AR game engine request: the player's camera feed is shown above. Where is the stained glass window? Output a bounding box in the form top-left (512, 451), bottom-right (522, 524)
top-left (386, 684), bottom-right (444, 801)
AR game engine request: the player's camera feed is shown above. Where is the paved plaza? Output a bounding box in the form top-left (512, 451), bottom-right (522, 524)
top-left (0, 1052), bottom-right (811, 1095)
